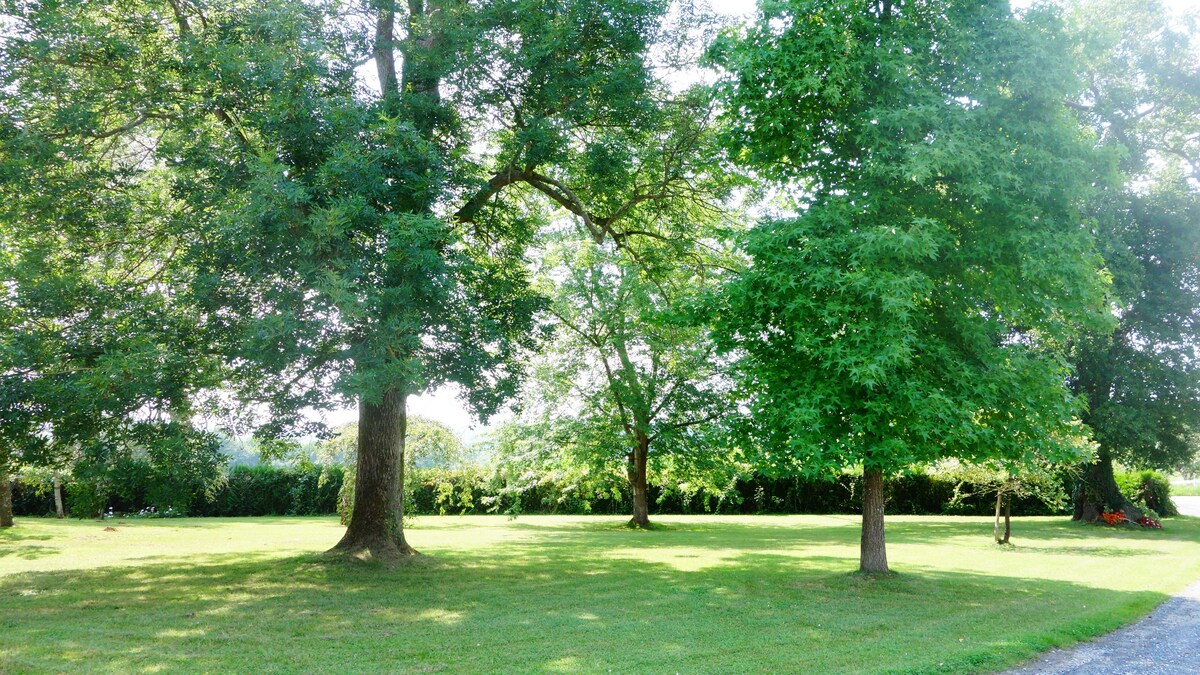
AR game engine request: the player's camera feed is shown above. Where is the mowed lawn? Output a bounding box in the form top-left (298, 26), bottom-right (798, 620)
top-left (3, 515), bottom-right (1200, 673)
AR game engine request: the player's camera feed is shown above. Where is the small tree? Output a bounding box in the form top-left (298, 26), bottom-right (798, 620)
top-left (942, 457), bottom-right (1080, 544)
top-left (516, 220), bottom-right (740, 527)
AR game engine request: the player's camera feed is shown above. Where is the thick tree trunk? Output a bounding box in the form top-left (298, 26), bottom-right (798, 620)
top-left (0, 470), bottom-right (13, 528)
top-left (329, 388), bottom-right (416, 559)
top-left (627, 433), bottom-right (651, 529)
top-left (53, 471), bottom-right (64, 519)
top-left (1073, 449), bottom-right (1143, 522)
top-left (859, 468), bottom-right (888, 574)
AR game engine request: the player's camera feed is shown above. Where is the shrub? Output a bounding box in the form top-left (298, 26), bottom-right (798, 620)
top-left (1116, 469), bottom-right (1178, 517)
top-left (194, 464), bottom-right (343, 517)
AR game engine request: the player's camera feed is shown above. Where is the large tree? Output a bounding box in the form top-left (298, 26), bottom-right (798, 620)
top-left (1063, 0), bottom-right (1200, 521)
top-left (711, 0), bottom-right (1110, 573)
top-left (2, 0), bottom-right (720, 555)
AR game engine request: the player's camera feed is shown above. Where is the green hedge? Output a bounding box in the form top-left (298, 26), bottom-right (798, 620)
top-left (191, 465), bottom-right (345, 517)
top-left (12, 464), bottom-right (1179, 519)
top-left (11, 464), bottom-right (345, 518)
top-left (400, 470), bottom-right (1074, 517)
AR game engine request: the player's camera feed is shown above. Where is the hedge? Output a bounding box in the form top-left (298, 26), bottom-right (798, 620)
top-left (11, 465), bottom-right (1174, 520)
top-left (400, 469), bottom-right (1075, 518)
top-left (11, 464), bottom-right (345, 518)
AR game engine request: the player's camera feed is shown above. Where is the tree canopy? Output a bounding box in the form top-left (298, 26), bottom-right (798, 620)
top-left (1063, 0), bottom-right (1200, 519)
top-left (711, 0), bottom-right (1113, 571)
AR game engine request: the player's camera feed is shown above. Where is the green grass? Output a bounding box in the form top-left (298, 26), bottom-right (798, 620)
top-left (1171, 481), bottom-right (1200, 496)
top-left (3, 514), bottom-right (1199, 674)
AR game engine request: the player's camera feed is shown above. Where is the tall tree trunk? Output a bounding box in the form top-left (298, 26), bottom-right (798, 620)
top-left (329, 388), bottom-right (415, 558)
top-left (627, 433), bottom-right (651, 529)
top-left (1073, 448), bottom-right (1143, 522)
top-left (860, 468), bottom-right (888, 574)
top-left (53, 471), bottom-right (64, 519)
top-left (0, 470), bottom-right (13, 528)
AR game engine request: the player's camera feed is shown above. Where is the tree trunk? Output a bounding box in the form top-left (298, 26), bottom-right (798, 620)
top-left (0, 470), bottom-right (13, 528)
top-left (329, 388), bottom-right (416, 559)
top-left (1073, 448), bottom-right (1143, 522)
top-left (627, 433), bottom-right (651, 529)
top-left (993, 491), bottom-right (1004, 544)
top-left (1002, 495), bottom-right (1011, 544)
top-left (53, 471), bottom-right (64, 519)
top-left (860, 468), bottom-right (889, 574)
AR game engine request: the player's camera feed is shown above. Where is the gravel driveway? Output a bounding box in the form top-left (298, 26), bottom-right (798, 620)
top-left (1005, 500), bottom-right (1200, 674)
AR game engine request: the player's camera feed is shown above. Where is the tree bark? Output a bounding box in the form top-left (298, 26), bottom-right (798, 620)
top-left (329, 388), bottom-right (416, 559)
top-left (0, 470), bottom-right (13, 528)
top-left (1002, 495), bottom-right (1011, 544)
top-left (859, 468), bottom-right (888, 574)
top-left (993, 491), bottom-right (1004, 544)
top-left (53, 471), bottom-right (64, 519)
top-left (1073, 448), bottom-right (1143, 522)
top-left (627, 433), bottom-right (651, 529)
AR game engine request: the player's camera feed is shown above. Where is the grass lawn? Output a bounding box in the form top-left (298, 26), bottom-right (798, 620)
top-left (1171, 481), bottom-right (1200, 496)
top-left (3, 514), bottom-right (1199, 674)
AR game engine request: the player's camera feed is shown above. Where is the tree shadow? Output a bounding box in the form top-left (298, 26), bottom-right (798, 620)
top-left (0, 521), bottom-right (1186, 674)
top-left (880, 516), bottom-right (1200, 546)
top-left (0, 530), bottom-right (52, 543)
top-left (0, 527), bottom-right (57, 561)
top-left (0, 544), bottom-right (57, 560)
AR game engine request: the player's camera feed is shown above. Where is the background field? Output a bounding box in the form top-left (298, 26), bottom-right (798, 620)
top-left (3, 515), bottom-right (1199, 673)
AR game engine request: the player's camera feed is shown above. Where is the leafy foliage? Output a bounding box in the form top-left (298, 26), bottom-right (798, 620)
top-left (67, 423), bottom-right (227, 516)
top-left (0, 0), bottom-right (223, 474)
top-left (1115, 468), bottom-right (1178, 518)
top-left (711, 0), bottom-right (1110, 478)
top-left (1065, 0), bottom-right (1200, 475)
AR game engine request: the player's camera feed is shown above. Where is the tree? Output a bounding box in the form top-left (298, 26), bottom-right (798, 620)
top-left (711, 0), bottom-right (1110, 573)
top-left (1062, 0), bottom-right (1200, 522)
top-left (324, 416), bottom-right (468, 524)
top-left (2, 0), bottom-right (714, 557)
top-left (942, 453), bottom-right (1082, 544)
top-left (0, 6), bottom-right (222, 526)
top-left (517, 221), bottom-right (740, 527)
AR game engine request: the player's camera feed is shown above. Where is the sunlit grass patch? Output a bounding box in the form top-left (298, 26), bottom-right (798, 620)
top-left (2, 514), bottom-right (1198, 673)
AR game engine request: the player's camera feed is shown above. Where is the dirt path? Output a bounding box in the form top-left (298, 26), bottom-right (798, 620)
top-left (1006, 504), bottom-right (1200, 674)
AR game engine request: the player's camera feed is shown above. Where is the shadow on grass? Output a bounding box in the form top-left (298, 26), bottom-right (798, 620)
top-left (874, 517), bottom-right (1200, 547)
top-left (0, 527), bottom-right (57, 560)
top-left (492, 516), bottom-right (1190, 563)
top-left (0, 544), bottom-right (58, 560)
top-left (0, 521), bottom-right (1183, 674)
top-left (0, 531), bottom-right (52, 543)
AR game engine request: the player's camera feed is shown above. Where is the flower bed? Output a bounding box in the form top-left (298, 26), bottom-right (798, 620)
top-left (1100, 510), bottom-right (1127, 526)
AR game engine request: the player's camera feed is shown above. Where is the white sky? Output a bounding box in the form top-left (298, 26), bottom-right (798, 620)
top-left (320, 0), bottom-right (1197, 443)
